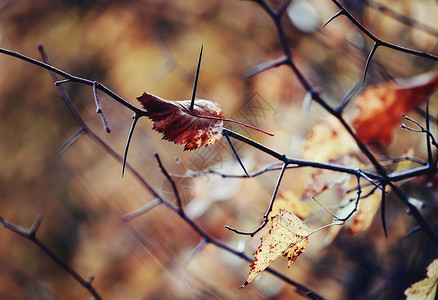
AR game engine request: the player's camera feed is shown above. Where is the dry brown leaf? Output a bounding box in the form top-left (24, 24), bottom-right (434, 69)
top-left (137, 92), bottom-right (225, 150)
top-left (353, 73), bottom-right (438, 145)
top-left (242, 209), bottom-right (311, 287)
top-left (405, 259), bottom-right (438, 300)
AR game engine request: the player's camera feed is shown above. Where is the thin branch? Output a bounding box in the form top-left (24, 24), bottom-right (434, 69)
top-left (223, 128), bottom-right (381, 180)
top-left (123, 198), bottom-right (161, 222)
top-left (3, 3), bottom-right (436, 295)
top-left (122, 114), bottom-right (140, 177)
top-left (154, 153), bottom-right (183, 211)
top-left (404, 225), bottom-right (422, 239)
top-left (380, 185), bottom-right (387, 238)
top-left (185, 238), bottom-right (208, 265)
top-left (367, 0), bottom-right (438, 38)
top-left (2, 47), bottom-right (145, 115)
top-left (0, 215), bottom-right (102, 300)
top-left (425, 99), bottom-right (433, 166)
top-left (402, 115), bottom-right (438, 150)
top-left (388, 183), bottom-right (438, 245)
top-left (329, 0), bottom-right (438, 61)
top-left (363, 42), bottom-right (379, 84)
top-left (36, 47), bottom-right (323, 295)
top-left (56, 128), bottom-right (86, 157)
top-left (93, 81), bottom-right (110, 133)
top-left (301, 91), bottom-right (314, 118)
top-left (225, 163), bottom-right (287, 236)
top-left (277, 0), bottom-right (292, 17)
top-left (335, 80), bottom-right (362, 114)
top-left (222, 130), bottom-right (249, 177)
top-left (336, 175), bottom-right (362, 222)
top-left (243, 56), bottom-right (288, 77)
top-left (248, 1), bottom-right (389, 178)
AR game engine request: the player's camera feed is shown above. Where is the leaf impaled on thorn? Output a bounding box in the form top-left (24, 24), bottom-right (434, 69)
top-left (137, 92), bottom-right (225, 150)
top-left (242, 209), bottom-right (311, 287)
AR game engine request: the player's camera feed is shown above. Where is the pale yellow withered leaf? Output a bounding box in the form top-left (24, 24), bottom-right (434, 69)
top-left (349, 148), bottom-right (415, 235)
top-left (348, 190), bottom-right (382, 235)
top-left (242, 209), bottom-right (311, 287)
top-left (271, 191), bottom-right (311, 220)
top-left (405, 259), bottom-right (438, 300)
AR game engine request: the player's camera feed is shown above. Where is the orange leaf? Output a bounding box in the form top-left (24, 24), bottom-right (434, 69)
top-left (405, 259), bottom-right (438, 300)
top-left (353, 73), bottom-right (438, 145)
top-left (137, 92), bottom-right (225, 150)
top-left (242, 209), bottom-right (311, 287)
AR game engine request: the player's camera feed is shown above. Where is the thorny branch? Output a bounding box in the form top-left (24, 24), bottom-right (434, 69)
top-left (0, 215), bottom-right (102, 300)
top-left (245, 0), bottom-right (438, 244)
top-left (1, 1), bottom-right (438, 299)
top-left (39, 45), bottom-right (324, 299)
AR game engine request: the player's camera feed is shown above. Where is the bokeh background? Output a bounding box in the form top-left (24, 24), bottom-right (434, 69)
top-left (1, 0), bottom-right (438, 299)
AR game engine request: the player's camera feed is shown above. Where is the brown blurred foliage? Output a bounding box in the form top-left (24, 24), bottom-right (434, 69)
top-left (1, 0), bottom-right (438, 299)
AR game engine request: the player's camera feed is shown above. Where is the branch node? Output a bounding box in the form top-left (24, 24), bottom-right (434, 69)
top-left (86, 273), bottom-right (95, 284)
top-left (29, 213), bottom-right (44, 237)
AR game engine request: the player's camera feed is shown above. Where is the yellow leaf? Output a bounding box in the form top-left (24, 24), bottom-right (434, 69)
top-left (302, 115), bottom-right (358, 163)
top-left (395, 148), bottom-right (415, 173)
top-left (348, 190), bottom-right (381, 234)
top-left (405, 259), bottom-right (438, 300)
top-left (349, 148), bottom-right (415, 234)
top-left (242, 209), bottom-right (311, 287)
top-left (272, 191), bottom-right (311, 220)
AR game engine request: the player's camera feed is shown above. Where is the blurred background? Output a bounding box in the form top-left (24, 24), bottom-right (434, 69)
top-left (0, 0), bottom-right (438, 299)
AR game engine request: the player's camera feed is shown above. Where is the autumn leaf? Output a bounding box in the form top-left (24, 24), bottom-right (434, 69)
top-left (348, 191), bottom-right (381, 235)
top-left (405, 259), bottom-right (438, 300)
top-left (272, 191), bottom-right (311, 220)
top-left (301, 155), bottom-right (358, 200)
top-left (137, 92), bottom-right (225, 150)
top-left (242, 209), bottom-right (311, 287)
top-left (303, 115), bottom-right (358, 162)
top-left (349, 148), bottom-right (415, 235)
top-left (137, 92), bottom-right (273, 150)
top-left (353, 72), bottom-right (438, 145)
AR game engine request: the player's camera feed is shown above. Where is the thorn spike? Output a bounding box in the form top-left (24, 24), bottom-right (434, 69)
top-left (190, 44), bottom-right (203, 112)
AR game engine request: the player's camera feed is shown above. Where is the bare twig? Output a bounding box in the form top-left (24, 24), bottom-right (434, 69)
top-left (122, 114), bottom-right (140, 177)
top-left (154, 153), bottom-right (184, 210)
top-left (93, 81), bottom-right (110, 133)
top-left (225, 163), bottom-right (287, 236)
top-left (247, 0), bottom-right (438, 246)
top-left (36, 45), bottom-right (323, 298)
top-left (0, 215), bottom-right (102, 300)
top-left (1, 2), bottom-right (438, 298)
